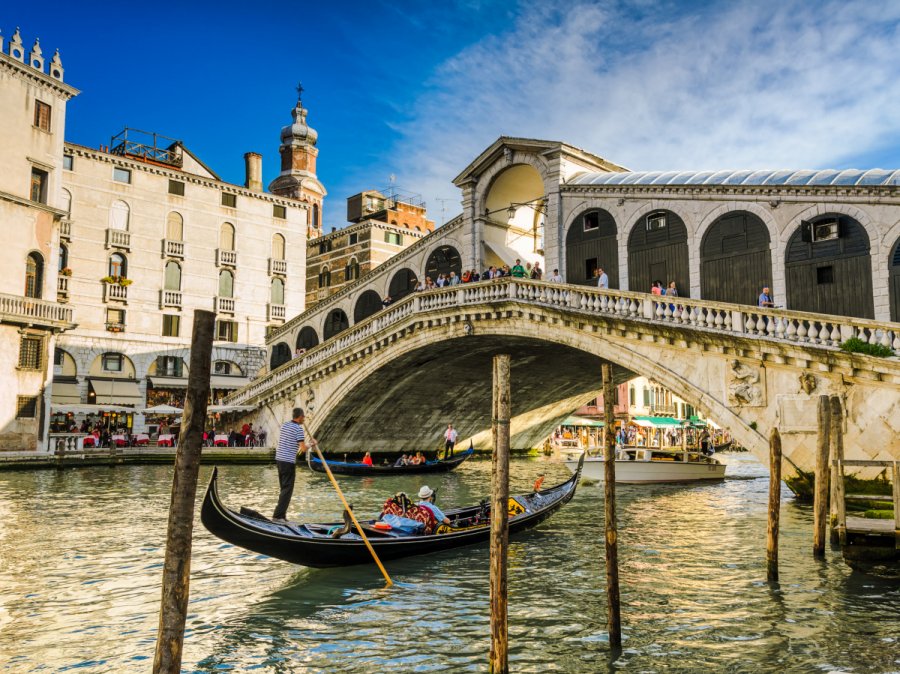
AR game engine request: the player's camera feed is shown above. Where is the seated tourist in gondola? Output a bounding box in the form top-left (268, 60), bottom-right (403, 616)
top-left (361, 452), bottom-right (373, 466)
top-left (394, 454), bottom-right (408, 467)
top-left (417, 486), bottom-right (451, 526)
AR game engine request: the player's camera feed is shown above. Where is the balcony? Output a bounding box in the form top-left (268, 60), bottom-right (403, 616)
top-left (57, 274), bottom-right (69, 302)
top-left (161, 290), bottom-right (182, 309)
top-left (0, 292), bottom-right (74, 328)
top-left (216, 249), bottom-right (238, 267)
top-left (60, 220), bottom-right (72, 241)
top-left (649, 404), bottom-right (676, 417)
top-left (316, 288), bottom-right (329, 301)
top-left (163, 239), bottom-right (185, 259)
top-left (106, 321), bottom-right (126, 333)
top-left (216, 296), bottom-right (235, 314)
top-left (105, 229), bottom-right (131, 251)
top-left (103, 283), bottom-right (128, 304)
top-left (269, 258), bottom-right (288, 275)
top-left (268, 303), bottom-right (286, 321)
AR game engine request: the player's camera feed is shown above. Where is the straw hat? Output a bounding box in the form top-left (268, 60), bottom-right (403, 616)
top-left (418, 486), bottom-right (433, 500)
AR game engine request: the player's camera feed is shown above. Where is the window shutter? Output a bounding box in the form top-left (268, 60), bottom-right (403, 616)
top-left (166, 212), bottom-right (183, 241)
top-left (174, 357), bottom-right (183, 378)
top-left (800, 220), bottom-right (812, 243)
top-left (643, 388), bottom-right (650, 406)
top-left (156, 355), bottom-right (165, 374)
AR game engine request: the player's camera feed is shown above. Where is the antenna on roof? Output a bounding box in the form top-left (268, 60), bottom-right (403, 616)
top-left (436, 198), bottom-right (453, 227)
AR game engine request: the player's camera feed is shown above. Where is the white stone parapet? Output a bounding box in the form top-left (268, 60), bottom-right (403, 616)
top-left (0, 292), bottom-right (74, 326)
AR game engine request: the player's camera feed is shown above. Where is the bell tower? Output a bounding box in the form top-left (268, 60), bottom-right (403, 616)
top-left (268, 82), bottom-right (327, 237)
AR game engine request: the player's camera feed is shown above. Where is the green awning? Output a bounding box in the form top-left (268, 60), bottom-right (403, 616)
top-left (561, 416), bottom-right (604, 427)
top-left (632, 416), bottom-right (682, 428)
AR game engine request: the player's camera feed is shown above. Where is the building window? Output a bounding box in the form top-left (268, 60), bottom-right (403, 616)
top-left (168, 180), bottom-right (185, 196)
top-left (19, 336), bottom-right (42, 369)
top-left (583, 212), bottom-right (599, 231)
top-left (162, 314), bottom-right (180, 337)
top-left (109, 253), bottom-right (127, 277)
top-left (385, 232), bottom-right (402, 245)
top-left (817, 266), bottom-right (834, 285)
top-left (102, 352), bottom-right (123, 372)
top-left (31, 168), bottom-right (48, 203)
top-left (221, 193), bottom-right (236, 208)
top-left (646, 212), bottom-right (667, 231)
top-left (273, 205), bottom-right (286, 219)
top-left (220, 223), bottom-right (235, 250)
top-left (272, 233), bottom-right (285, 260)
top-left (585, 257), bottom-right (598, 280)
top-left (217, 320), bottom-right (238, 343)
top-left (271, 277), bottom-right (285, 304)
top-left (63, 155), bottom-right (73, 171)
top-left (812, 219), bottom-right (839, 242)
top-left (54, 349), bottom-right (64, 367)
top-left (642, 387), bottom-right (650, 406)
top-left (109, 200), bottom-right (130, 230)
top-left (349, 232), bottom-right (358, 245)
top-left (166, 212), bottom-right (184, 241)
top-left (25, 252), bottom-right (43, 298)
top-left (16, 396), bottom-right (38, 419)
top-left (214, 361), bottom-right (232, 375)
top-left (157, 355), bottom-right (183, 377)
top-left (113, 167), bottom-right (132, 184)
top-left (312, 203), bottom-right (319, 227)
top-left (345, 261), bottom-right (359, 281)
top-left (318, 268), bottom-right (331, 288)
top-left (218, 269), bottom-right (234, 298)
top-left (629, 387), bottom-right (635, 405)
top-left (318, 240), bottom-right (332, 255)
top-left (164, 261), bottom-right (181, 290)
top-left (34, 101), bottom-right (51, 131)
top-left (106, 309), bottom-right (125, 330)
top-left (58, 244), bottom-right (68, 271)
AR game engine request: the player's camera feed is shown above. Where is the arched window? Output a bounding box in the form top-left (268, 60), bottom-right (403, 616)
top-left (312, 203), bottom-right (319, 228)
top-left (60, 188), bottom-right (72, 216)
top-left (345, 258), bottom-right (360, 282)
top-left (296, 326), bottom-right (319, 351)
top-left (318, 266), bottom-right (331, 289)
top-left (271, 343), bottom-right (291, 371)
top-left (414, 226), bottom-right (421, 231)
top-left (109, 253), bottom-right (127, 278)
top-left (109, 200), bottom-right (130, 230)
top-left (166, 212), bottom-right (184, 241)
top-left (25, 252), bottom-right (43, 298)
top-left (220, 223), bottom-right (235, 250)
top-left (354, 289), bottom-right (382, 323)
top-left (164, 261), bottom-right (182, 291)
top-left (271, 277), bottom-right (284, 304)
top-left (323, 309), bottom-right (349, 341)
top-left (272, 233), bottom-right (285, 260)
top-left (218, 270), bottom-right (234, 298)
top-left (58, 244), bottom-right (68, 271)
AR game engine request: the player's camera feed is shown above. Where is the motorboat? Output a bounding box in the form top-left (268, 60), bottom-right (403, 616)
top-left (551, 437), bottom-right (583, 460)
top-left (564, 447), bottom-right (726, 484)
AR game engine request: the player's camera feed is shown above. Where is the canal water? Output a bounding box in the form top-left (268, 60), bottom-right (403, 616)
top-left (1, 454), bottom-right (898, 673)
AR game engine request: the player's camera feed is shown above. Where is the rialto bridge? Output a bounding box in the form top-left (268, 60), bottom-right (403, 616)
top-left (224, 137), bottom-right (900, 484)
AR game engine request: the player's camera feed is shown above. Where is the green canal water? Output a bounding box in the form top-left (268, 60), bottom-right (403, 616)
top-left (1, 454), bottom-right (898, 673)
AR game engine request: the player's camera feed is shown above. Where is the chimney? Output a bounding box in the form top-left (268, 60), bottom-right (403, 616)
top-left (332, 227), bottom-right (336, 233)
top-left (244, 152), bottom-right (262, 192)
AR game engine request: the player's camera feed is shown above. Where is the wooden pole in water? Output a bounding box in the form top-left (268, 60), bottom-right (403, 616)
top-left (490, 354), bottom-right (511, 674)
top-left (829, 395), bottom-right (844, 545)
top-left (152, 309), bottom-right (215, 674)
top-left (813, 394), bottom-right (830, 557)
top-left (602, 363), bottom-right (621, 647)
top-left (766, 428), bottom-right (782, 582)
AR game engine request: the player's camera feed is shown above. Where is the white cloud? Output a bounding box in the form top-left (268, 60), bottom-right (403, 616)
top-left (387, 0), bottom-right (900, 221)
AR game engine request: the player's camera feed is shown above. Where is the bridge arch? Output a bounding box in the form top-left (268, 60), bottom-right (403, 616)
top-left (296, 326), bottom-right (319, 351)
top-left (888, 234), bottom-right (900, 321)
top-left (700, 211), bottom-right (773, 306)
top-left (627, 208), bottom-right (690, 297)
top-left (270, 343), bottom-right (291, 370)
top-left (784, 212), bottom-right (875, 319)
top-left (565, 206), bottom-right (618, 287)
top-left (388, 268), bottom-right (418, 301)
top-left (354, 289), bottom-right (383, 324)
top-left (322, 308), bottom-right (350, 341)
top-left (425, 245), bottom-right (462, 282)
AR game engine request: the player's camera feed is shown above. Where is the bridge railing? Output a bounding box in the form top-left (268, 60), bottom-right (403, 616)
top-left (227, 277), bottom-right (900, 406)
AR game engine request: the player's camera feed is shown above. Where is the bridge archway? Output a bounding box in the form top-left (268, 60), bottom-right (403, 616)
top-left (700, 211), bottom-right (772, 306)
top-left (425, 245), bottom-right (462, 282)
top-left (784, 213), bottom-right (875, 319)
top-left (627, 209), bottom-right (690, 296)
top-left (566, 207), bottom-right (618, 286)
top-left (323, 309), bottom-right (350, 341)
top-left (354, 290), bottom-right (383, 324)
top-left (271, 343), bottom-right (291, 370)
top-left (484, 164), bottom-right (546, 232)
top-left (296, 326), bottom-right (319, 351)
top-left (888, 235), bottom-right (900, 321)
top-left (388, 268), bottom-right (418, 301)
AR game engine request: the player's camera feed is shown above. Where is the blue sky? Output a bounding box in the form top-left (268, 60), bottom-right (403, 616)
top-left (8, 1), bottom-right (900, 231)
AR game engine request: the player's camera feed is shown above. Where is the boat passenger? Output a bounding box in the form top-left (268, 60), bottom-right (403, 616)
top-left (362, 452), bottom-right (373, 466)
top-left (417, 486), bottom-right (451, 525)
top-left (415, 451), bottom-right (426, 465)
top-left (394, 454), bottom-right (408, 467)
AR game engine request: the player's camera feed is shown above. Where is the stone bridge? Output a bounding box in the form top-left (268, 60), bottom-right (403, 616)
top-left (227, 278), bottom-right (900, 485)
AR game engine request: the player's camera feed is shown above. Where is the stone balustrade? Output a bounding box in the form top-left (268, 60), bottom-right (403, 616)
top-left (50, 433), bottom-right (89, 453)
top-left (216, 249), bottom-right (238, 267)
top-left (105, 228), bottom-right (131, 250)
top-left (268, 303), bottom-right (286, 321)
top-left (216, 296), bottom-right (235, 314)
top-left (103, 283), bottom-right (128, 303)
top-left (60, 220), bottom-right (72, 240)
top-left (0, 292), bottom-right (74, 324)
top-left (163, 239), bottom-right (185, 258)
top-left (57, 274), bottom-right (69, 295)
top-left (161, 290), bottom-right (182, 309)
top-left (269, 258), bottom-right (288, 275)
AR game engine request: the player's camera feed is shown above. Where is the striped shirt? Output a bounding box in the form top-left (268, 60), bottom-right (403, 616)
top-left (275, 421), bottom-right (305, 463)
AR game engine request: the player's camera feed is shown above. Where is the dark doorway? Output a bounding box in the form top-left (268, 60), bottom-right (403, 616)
top-left (271, 343), bottom-right (291, 370)
top-left (323, 309), bottom-right (350, 341)
top-left (628, 210), bottom-right (689, 296)
top-left (389, 268), bottom-right (418, 301)
top-left (354, 289), bottom-right (383, 324)
top-left (425, 245), bottom-right (462, 282)
top-left (700, 211), bottom-right (773, 305)
top-left (784, 214), bottom-right (874, 319)
top-left (889, 236), bottom-right (900, 322)
top-left (566, 209), bottom-right (618, 286)
top-left (296, 326), bottom-right (319, 351)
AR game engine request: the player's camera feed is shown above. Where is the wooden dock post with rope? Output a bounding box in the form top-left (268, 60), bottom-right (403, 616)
top-left (814, 395), bottom-right (830, 557)
top-left (602, 362), bottom-right (621, 648)
top-left (490, 354), bottom-right (510, 674)
top-left (766, 428), bottom-right (782, 582)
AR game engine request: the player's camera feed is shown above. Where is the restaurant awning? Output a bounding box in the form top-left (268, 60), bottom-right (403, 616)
top-left (50, 382), bottom-right (81, 405)
top-left (50, 404), bottom-right (133, 414)
top-left (143, 404), bottom-right (184, 416)
top-left (88, 379), bottom-right (143, 406)
top-left (561, 416), bottom-right (604, 427)
top-left (210, 376), bottom-right (251, 390)
top-left (631, 416), bottom-right (683, 428)
top-left (148, 376), bottom-right (188, 389)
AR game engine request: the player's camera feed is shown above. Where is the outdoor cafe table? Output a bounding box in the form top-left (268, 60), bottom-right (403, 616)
top-left (111, 435), bottom-right (128, 447)
top-left (214, 434), bottom-right (229, 446)
top-left (134, 434), bottom-right (150, 445)
top-left (158, 434), bottom-right (176, 447)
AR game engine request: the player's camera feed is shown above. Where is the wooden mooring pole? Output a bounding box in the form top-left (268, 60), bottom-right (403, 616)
top-left (152, 310), bottom-right (215, 674)
top-left (490, 354), bottom-right (511, 674)
top-left (766, 428), bottom-right (782, 582)
top-left (602, 363), bottom-right (621, 647)
top-left (829, 395), bottom-right (844, 545)
top-left (813, 394), bottom-right (830, 557)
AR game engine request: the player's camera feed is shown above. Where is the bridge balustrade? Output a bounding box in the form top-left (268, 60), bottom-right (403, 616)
top-left (226, 278), bottom-right (900, 406)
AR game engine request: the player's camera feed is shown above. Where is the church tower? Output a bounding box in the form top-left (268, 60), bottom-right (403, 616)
top-left (268, 83), bottom-right (326, 238)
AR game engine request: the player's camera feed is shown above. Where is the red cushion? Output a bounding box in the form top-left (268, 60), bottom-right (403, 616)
top-left (403, 505), bottom-right (437, 535)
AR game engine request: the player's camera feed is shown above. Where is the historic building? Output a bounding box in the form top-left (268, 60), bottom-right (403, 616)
top-left (0, 28), bottom-right (78, 450)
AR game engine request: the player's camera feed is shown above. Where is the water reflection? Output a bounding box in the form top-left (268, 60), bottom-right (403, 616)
top-left (0, 454), bottom-right (898, 672)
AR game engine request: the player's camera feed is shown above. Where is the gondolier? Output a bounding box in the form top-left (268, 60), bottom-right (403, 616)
top-left (443, 424), bottom-right (458, 459)
top-left (273, 408), bottom-right (317, 523)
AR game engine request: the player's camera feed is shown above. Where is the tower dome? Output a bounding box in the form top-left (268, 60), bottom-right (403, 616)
top-left (280, 85), bottom-right (317, 146)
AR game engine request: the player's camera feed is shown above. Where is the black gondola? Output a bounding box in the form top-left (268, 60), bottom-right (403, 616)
top-left (200, 454), bottom-right (585, 568)
top-left (306, 443), bottom-right (474, 476)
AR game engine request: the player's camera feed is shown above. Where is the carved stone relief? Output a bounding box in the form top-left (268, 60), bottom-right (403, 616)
top-left (726, 359), bottom-right (766, 407)
top-left (798, 371), bottom-right (818, 395)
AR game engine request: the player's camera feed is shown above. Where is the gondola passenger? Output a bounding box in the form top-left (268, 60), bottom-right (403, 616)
top-left (417, 486), bottom-right (451, 526)
top-left (394, 454), bottom-right (408, 467)
top-left (362, 452), bottom-right (373, 466)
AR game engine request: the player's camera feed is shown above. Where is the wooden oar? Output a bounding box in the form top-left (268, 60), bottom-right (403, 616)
top-left (303, 425), bottom-right (393, 587)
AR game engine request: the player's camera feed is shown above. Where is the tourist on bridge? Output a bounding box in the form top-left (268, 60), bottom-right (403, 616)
top-left (382, 295), bottom-right (393, 308)
top-left (531, 262), bottom-right (542, 280)
top-left (511, 259), bottom-right (527, 278)
top-left (449, 272), bottom-right (460, 285)
top-left (665, 281), bottom-right (679, 312)
top-left (596, 268), bottom-right (609, 289)
top-left (548, 269), bottom-right (563, 283)
top-left (272, 408), bottom-right (316, 523)
top-left (651, 280), bottom-right (663, 295)
top-left (444, 424), bottom-right (458, 458)
top-left (417, 486), bottom-right (451, 526)
top-left (758, 286), bottom-right (774, 308)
